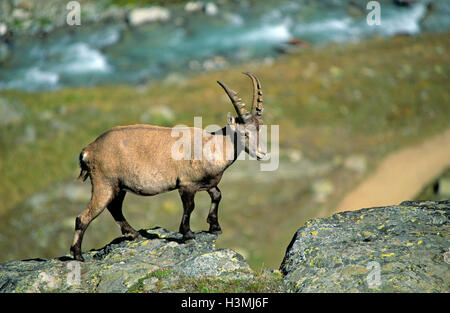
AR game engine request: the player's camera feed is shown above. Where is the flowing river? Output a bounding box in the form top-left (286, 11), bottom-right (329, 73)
top-left (0, 0), bottom-right (449, 91)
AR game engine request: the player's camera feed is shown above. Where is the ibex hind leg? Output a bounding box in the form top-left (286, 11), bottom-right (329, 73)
top-left (207, 186), bottom-right (222, 234)
top-left (70, 181), bottom-right (115, 262)
top-left (107, 190), bottom-right (140, 239)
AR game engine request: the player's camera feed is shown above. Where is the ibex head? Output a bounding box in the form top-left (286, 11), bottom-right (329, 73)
top-left (217, 72), bottom-right (266, 160)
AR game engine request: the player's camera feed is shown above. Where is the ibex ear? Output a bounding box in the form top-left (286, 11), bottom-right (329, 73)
top-left (226, 112), bottom-right (236, 126)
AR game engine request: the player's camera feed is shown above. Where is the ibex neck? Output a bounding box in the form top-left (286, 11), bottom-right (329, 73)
top-left (209, 125), bottom-right (241, 168)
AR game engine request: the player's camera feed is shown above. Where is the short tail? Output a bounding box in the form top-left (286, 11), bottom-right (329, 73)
top-left (77, 150), bottom-right (90, 182)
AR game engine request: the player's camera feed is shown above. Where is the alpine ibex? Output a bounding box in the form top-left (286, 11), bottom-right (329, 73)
top-left (70, 72), bottom-right (265, 261)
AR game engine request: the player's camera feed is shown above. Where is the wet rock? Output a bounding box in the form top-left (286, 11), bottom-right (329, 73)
top-left (347, 1), bottom-right (365, 17)
top-left (0, 23), bottom-right (7, 37)
top-left (204, 2), bottom-right (218, 16)
top-left (0, 42), bottom-right (10, 64)
top-left (275, 37), bottom-right (310, 54)
top-left (184, 2), bottom-right (218, 16)
top-left (281, 200), bottom-right (450, 292)
top-left (393, 0), bottom-right (418, 7)
top-left (185, 2), bottom-right (204, 13)
top-left (127, 7), bottom-right (170, 26)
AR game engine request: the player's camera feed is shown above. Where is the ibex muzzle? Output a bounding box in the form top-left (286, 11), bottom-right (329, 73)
top-left (70, 72), bottom-right (265, 261)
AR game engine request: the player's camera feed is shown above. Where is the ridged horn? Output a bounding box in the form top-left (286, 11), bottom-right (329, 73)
top-left (243, 72), bottom-right (263, 117)
top-left (217, 80), bottom-right (252, 123)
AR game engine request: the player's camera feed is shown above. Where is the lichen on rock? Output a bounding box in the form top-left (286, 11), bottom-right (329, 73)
top-left (1, 201), bottom-right (448, 293)
top-left (0, 227), bottom-right (256, 293)
top-left (280, 200), bottom-right (450, 292)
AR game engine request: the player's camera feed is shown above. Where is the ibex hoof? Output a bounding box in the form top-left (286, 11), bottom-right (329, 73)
top-left (209, 224), bottom-right (222, 235)
top-left (71, 253), bottom-right (85, 262)
top-left (124, 231), bottom-right (141, 240)
top-left (70, 246), bottom-right (85, 262)
top-left (75, 255), bottom-right (85, 262)
top-left (182, 230), bottom-right (195, 241)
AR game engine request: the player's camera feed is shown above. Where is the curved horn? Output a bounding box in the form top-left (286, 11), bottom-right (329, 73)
top-left (217, 80), bottom-right (252, 123)
top-left (243, 72), bottom-right (263, 117)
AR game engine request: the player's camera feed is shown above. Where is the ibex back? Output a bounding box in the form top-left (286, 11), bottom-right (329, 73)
top-left (70, 72), bottom-right (266, 261)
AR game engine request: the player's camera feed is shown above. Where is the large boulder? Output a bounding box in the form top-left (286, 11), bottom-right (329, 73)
top-left (0, 228), bottom-right (260, 293)
top-left (280, 200), bottom-right (449, 292)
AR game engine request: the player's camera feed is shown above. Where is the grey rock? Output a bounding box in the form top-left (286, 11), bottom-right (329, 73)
top-left (0, 227), bottom-right (254, 293)
top-left (280, 200), bottom-right (450, 292)
top-left (127, 7), bottom-right (170, 26)
top-left (1, 200), bottom-right (448, 293)
top-left (0, 98), bottom-right (26, 126)
top-left (0, 23), bottom-right (7, 37)
top-left (185, 2), bottom-right (204, 13)
top-left (204, 3), bottom-right (218, 16)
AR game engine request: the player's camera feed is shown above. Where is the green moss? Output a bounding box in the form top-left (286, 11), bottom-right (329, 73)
top-left (126, 268), bottom-right (174, 293)
top-left (126, 268), bottom-right (283, 293)
top-left (178, 272), bottom-right (284, 293)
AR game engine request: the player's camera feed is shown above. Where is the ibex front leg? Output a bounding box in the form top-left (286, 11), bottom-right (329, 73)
top-left (178, 189), bottom-right (196, 240)
top-left (207, 186), bottom-right (222, 234)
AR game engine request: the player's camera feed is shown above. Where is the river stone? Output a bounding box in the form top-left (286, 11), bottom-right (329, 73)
top-left (280, 200), bottom-right (450, 292)
top-left (127, 7), bottom-right (170, 26)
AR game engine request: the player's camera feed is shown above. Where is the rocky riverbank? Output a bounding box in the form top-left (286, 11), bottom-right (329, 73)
top-left (2, 0), bottom-right (448, 90)
top-left (1, 200), bottom-right (448, 293)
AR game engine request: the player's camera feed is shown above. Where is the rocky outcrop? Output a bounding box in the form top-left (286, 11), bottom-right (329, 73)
top-left (281, 201), bottom-right (449, 292)
top-left (0, 228), bottom-right (279, 293)
top-left (1, 201), bottom-right (448, 293)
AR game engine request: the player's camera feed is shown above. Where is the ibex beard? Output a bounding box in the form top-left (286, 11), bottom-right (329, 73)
top-left (70, 72), bottom-right (267, 262)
